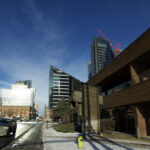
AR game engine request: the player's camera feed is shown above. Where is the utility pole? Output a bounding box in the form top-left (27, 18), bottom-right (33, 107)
top-left (82, 83), bottom-right (86, 139)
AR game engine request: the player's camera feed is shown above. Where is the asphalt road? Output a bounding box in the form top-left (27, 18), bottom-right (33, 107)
top-left (0, 122), bottom-right (43, 150)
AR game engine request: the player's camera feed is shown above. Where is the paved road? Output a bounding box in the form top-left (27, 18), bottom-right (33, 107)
top-left (2, 122), bottom-right (43, 150)
top-left (0, 122), bottom-right (35, 149)
top-left (0, 122), bottom-right (41, 149)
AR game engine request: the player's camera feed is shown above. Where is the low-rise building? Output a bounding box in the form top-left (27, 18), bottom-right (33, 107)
top-left (0, 83), bottom-right (35, 120)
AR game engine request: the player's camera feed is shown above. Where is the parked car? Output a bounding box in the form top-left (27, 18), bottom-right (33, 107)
top-left (0, 118), bottom-right (17, 136)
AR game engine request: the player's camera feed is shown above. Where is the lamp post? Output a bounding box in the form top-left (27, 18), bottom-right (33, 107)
top-left (0, 97), bottom-right (2, 117)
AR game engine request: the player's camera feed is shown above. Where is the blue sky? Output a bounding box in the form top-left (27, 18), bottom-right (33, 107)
top-left (0, 0), bottom-right (150, 114)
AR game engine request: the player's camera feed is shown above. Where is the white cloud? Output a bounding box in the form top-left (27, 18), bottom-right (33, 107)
top-left (0, 47), bottom-right (62, 114)
top-left (23, 0), bottom-right (62, 42)
top-left (0, 0), bottom-right (88, 114)
top-left (0, 1), bottom-right (65, 114)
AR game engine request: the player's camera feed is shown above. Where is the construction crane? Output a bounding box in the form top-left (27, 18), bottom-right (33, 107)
top-left (96, 28), bottom-right (121, 56)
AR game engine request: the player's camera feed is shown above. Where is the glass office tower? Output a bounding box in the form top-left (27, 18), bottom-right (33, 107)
top-left (88, 36), bottom-right (115, 79)
top-left (49, 66), bottom-right (81, 110)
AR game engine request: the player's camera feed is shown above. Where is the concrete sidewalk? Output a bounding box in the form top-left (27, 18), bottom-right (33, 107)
top-left (42, 123), bottom-right (150, 150)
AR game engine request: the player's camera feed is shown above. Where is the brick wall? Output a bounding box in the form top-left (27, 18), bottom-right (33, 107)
top-left (0, 106), bottom-right (31, 120)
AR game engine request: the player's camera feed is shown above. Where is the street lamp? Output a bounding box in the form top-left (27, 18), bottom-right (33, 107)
top-left (0, 97), bottom-right (2, 117)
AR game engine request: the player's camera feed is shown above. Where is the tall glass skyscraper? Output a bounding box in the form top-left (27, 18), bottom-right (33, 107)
top-left (49, 66), bottom-right (81, 110)
top-left (88, 36), bottom-right (115, 79)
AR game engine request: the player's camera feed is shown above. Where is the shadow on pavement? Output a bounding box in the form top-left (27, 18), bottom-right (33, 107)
top-left (0, 135), bottom-right (15, 149)
top-left (87, 134), bottom-right (134, 150)
top-left (3, 136), bottom-right (136, 150)
top-left (4, 139), bottom-right (75, 149)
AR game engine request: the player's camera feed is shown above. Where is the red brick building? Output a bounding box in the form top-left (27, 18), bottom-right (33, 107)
top-left (1, 106), bottom-right (31, 120)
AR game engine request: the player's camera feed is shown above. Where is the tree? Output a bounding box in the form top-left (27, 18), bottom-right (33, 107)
top-left (52, 99), bottom-right (70, 123)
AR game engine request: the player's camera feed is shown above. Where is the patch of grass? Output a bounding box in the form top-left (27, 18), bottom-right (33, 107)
top-left (54, 123), bottom-right (76, 133)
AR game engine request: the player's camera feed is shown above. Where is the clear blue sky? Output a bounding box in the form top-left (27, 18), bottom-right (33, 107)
top-left (0, 0), bottom-right (149, 113)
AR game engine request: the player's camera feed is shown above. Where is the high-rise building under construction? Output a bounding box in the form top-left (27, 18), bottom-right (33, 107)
top-left (88, 36), bottom-right (114, 79)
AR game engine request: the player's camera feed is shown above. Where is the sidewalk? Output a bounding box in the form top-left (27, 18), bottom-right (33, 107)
top-left (42, 123), bottom-right (150, 150)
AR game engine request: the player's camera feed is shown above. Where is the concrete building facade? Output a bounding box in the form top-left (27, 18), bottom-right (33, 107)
top-left (70, 28), bottom-right (150, 138)
top-left (87, 28), bottom-right (150, 137)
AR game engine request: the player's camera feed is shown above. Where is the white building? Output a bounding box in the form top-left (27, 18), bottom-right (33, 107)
top-left (0, 84), bottom-right (35, 107)
top-left (0, 83), bottom-right (36, 119)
